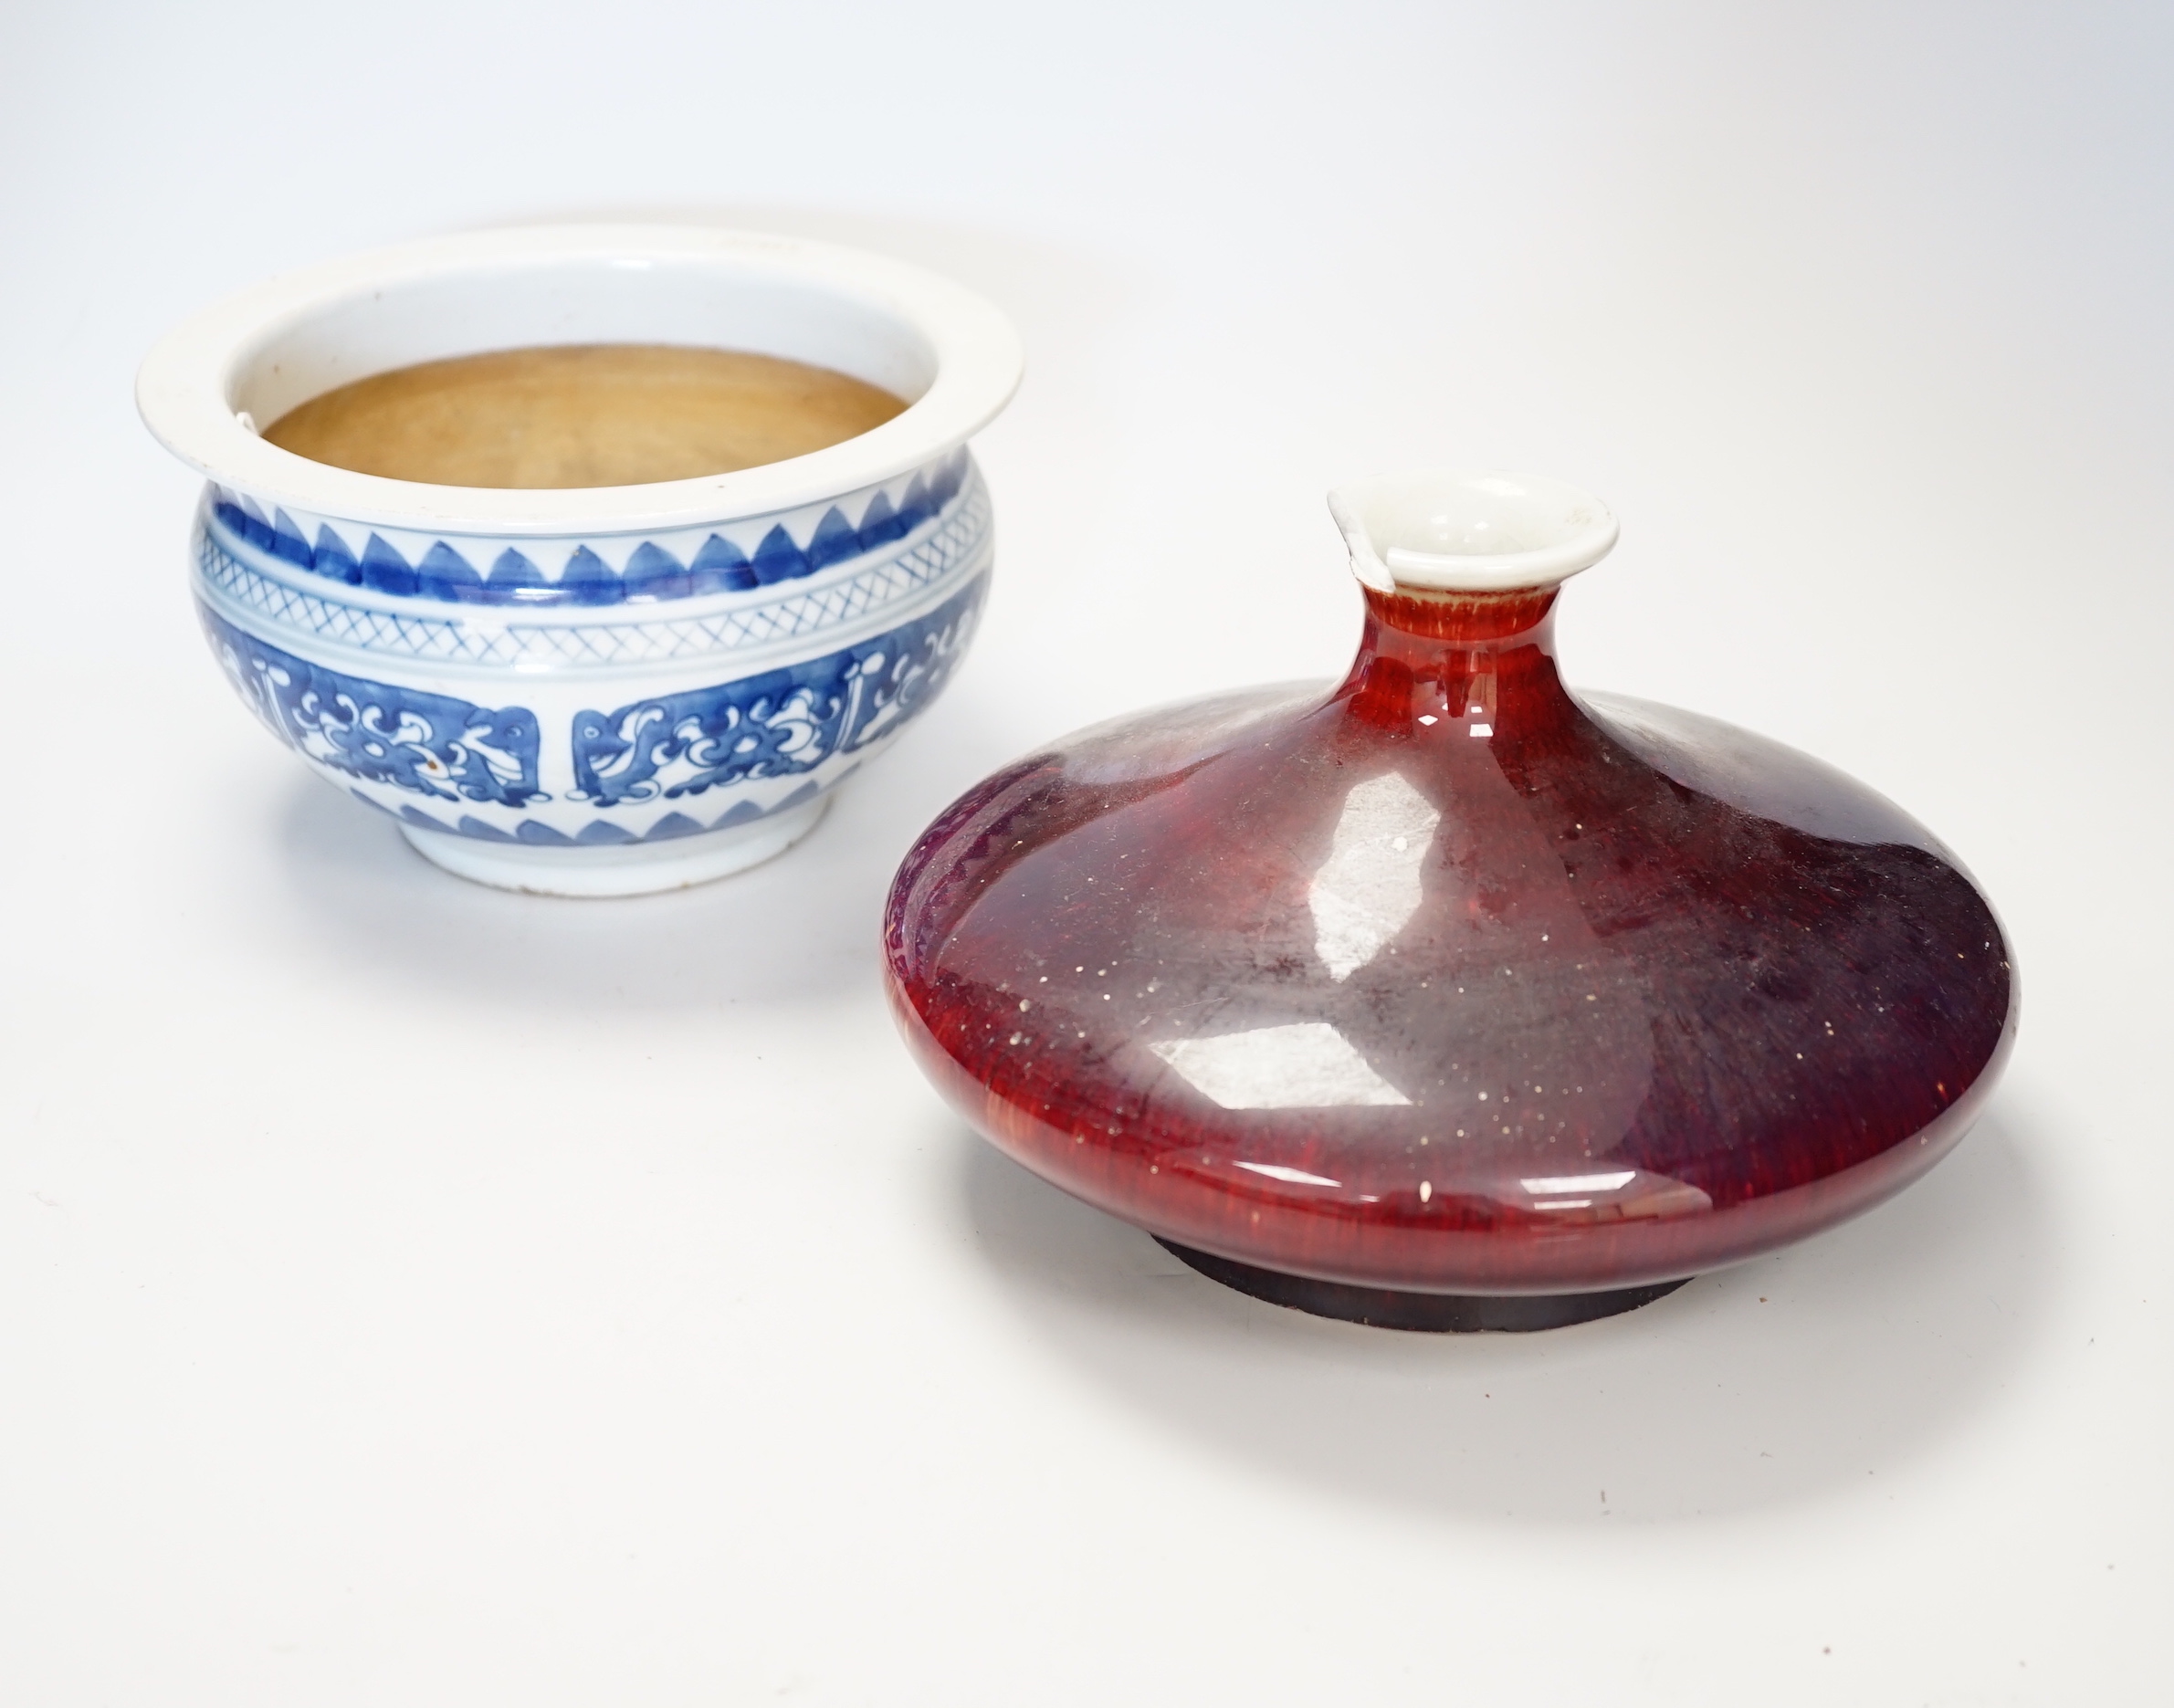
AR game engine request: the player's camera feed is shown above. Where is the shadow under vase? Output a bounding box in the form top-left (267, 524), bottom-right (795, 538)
top-left (1153, 1238), bottom-right (1690, 1331)
top-left (951, 1106), bottom-right (2056, 1524)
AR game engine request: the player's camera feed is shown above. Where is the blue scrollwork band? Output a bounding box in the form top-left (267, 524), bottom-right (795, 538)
top-left (203, 608), bottom-right (546, 808)
top-left (198, 573), bottom-right (986, 842)
top-left (570, 577), bottom-right (985, 806)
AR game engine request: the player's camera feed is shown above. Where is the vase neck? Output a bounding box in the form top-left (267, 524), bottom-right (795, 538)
top-left (1363, 585), bottom-right (1558, 646)
top-left (1338, 586), bottom-right (1567, 731)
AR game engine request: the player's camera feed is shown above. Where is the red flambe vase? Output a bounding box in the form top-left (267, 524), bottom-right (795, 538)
top-left (885, 471), bottom-right (2017, 1330)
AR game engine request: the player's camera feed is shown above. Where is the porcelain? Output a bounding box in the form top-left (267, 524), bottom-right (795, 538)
top-left (138, 225), bottom-right (1023, 896)
top-left (885, 471), bottom-right (2018, 1330)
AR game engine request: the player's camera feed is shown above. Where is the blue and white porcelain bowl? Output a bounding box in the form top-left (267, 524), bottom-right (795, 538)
top-left (137, 226), bottom-right (1022, 896)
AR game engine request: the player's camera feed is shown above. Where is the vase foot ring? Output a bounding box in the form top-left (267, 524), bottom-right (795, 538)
top-left (1155, 1240), bottom-right (1691, 1332)
top-left (399, 796), bottom-right (829, 897)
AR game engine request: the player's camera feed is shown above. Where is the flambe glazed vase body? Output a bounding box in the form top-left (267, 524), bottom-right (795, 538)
top-left (885, 471), bottom-right (2017, 1329)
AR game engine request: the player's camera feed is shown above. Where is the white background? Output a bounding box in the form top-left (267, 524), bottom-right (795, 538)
top-left (3, 4), bottom-right (2169, 1703)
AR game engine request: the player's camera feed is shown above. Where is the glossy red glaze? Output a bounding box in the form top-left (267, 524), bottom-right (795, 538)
top-left (885, 585), bottom-right (2017, 1294)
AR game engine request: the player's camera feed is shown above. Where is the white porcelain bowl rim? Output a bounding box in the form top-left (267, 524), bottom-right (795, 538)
top-left (1327, 468), bottom-right (1620, 593)
top-left (135, 225), bottom-right (1024, 538)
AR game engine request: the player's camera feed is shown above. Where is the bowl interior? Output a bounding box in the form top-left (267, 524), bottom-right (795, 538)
top-left (229, 255), bottom-right (939, 428)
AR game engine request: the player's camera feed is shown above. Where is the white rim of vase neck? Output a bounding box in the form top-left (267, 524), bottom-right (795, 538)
top-left (135, 225), bottom-right (1024, 538)
top-left (1328, 469), bottom-right (1620, 594)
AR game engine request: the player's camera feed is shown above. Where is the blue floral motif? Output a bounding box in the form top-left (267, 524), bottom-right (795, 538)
top-left (200, 608), bottom-right (545, 807)
top-left (570, 576), bottom-right (986, 806)
top-left (206, 448), bottom-right (971, 608)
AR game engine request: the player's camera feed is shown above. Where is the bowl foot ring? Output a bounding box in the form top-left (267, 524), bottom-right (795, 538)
top-left (1154, 1239), bottom-right (1690, 1332)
